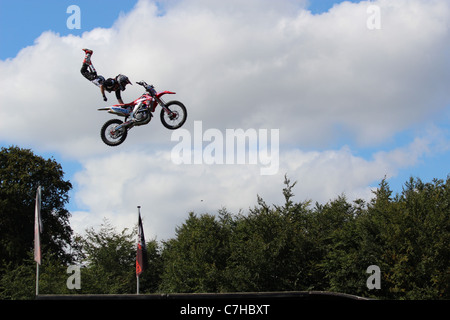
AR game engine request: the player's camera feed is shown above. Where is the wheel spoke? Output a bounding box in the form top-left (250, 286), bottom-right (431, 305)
top-left (161, 102), bottom-right (187, 130)
top-left (101, 119), bottom-right (128, 146)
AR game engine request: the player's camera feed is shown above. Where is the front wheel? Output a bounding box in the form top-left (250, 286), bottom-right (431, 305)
top-left (100, 119), bottom-right (128, 146)
top-left (160, 101), bottom-right (187, 130)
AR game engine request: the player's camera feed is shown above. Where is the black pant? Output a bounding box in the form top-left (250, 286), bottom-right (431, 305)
top-left (80, 63), bottom-right (97, 81)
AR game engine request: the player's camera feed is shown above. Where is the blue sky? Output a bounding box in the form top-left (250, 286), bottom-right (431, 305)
top-left (0, 0), bottom-right (137, 60)
top-left (0, 0), bottom-right (138, 202)
top-left (0, 0), bottom-right (360, 60)
top-left (1, 0), bottom-right (449, 239)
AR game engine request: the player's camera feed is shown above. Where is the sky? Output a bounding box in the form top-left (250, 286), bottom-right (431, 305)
top-left (0, 0), bottom-right (449, 241)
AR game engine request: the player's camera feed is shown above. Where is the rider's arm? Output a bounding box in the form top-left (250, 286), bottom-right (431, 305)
top-left (100, 85), bottom-right (107, 101)
top-left (115, 90), bottom-right (124, 105)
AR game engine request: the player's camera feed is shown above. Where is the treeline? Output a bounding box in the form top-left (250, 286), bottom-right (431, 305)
top-left (2, 174), bottom-right (449, 299)
top-left (159, 176), bottom-right (449, 299)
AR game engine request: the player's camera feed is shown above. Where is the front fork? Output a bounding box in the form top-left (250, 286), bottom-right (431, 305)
top-left (156, 97), bottom-right (175, 118)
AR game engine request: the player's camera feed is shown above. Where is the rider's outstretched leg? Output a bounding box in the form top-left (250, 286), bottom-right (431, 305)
top-left (82, 48), bottom-right (93, 64)
top-left (80, 49), bottom-right (97, 81)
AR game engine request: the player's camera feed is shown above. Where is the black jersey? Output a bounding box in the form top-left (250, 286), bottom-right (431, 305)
top-left (104, 78), bottom-right (122, 101)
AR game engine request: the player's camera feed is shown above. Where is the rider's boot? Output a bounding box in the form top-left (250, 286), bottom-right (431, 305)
top-left (82, 48), bottom-right (93, 65)
top-left (82, 48), bottom-right (93, 55)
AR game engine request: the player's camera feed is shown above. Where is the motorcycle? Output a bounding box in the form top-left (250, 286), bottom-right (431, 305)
top-left (98, 81), bottom-right (187, 146)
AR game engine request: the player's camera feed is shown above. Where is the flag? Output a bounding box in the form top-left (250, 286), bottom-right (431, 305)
top-left (136, 210), bottom-right (148, 276)
top-left (34, 186), bottom-right (42, 265)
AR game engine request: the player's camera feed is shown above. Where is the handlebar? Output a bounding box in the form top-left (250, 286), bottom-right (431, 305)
top-left (136, 81), bottom-right (148, 87)
top-left (136, 81), bottom-right (157, 97)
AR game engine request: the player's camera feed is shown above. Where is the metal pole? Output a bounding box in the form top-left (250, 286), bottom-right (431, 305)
top-left (35, 262), bottom-right (39, 296)
top-left (137, 206), bottom-right (141, 295)
top-left (137, 275), bottom-right (140, 295)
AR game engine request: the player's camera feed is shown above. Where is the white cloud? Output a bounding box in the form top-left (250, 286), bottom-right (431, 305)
top-left (71, 149), bottom-right (274, 240)
top-left (1, 0), bottom-right (449, 239)
top-left (1, 0), bottom-right (449, 151)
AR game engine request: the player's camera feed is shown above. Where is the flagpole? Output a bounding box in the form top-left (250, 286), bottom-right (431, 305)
top-left (137, 206), bottom-right (141, 295)
top-left (34, 186), bottom-right (42, 297)
top-left (36, 262), bottom-right (39, 296)
top-left (137, 275), bottom-right (140, 295)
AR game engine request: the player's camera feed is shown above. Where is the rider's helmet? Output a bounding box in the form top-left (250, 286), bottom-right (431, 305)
top-left (116, 74), bottom-right (132, 91)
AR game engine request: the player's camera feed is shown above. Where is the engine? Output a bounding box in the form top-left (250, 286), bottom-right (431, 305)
top-left (134, 109), bottom-right (152, 126)
top-left (135, 109), bottom-right (148, 121)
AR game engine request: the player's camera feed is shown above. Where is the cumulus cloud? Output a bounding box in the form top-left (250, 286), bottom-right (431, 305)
top-left (1, 0), bottom-right (449, 238)
top-left (2, 0), bottom-right (449, 152)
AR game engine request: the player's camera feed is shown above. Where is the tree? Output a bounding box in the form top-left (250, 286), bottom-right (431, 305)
top-left (74, 219), bottom-right (162, 294)
top-left (0, 251), bottom-right (76, 299)
top-left (225, 186), bottom-right (313, 292)
top-left (160, 211), bottom-right (231, 293)
top-left (378, 177), bottom-right (450, 299)
top-left (157, 175), bottom-right (449, 299)
top-left (0, 146), bottom-right (73, 265)
top-left (74, 219), bottom-right (136, 294)
top-left (315, 196), bottom-right (367, 295)
top-left (226, 202), bottom-right (295, 292)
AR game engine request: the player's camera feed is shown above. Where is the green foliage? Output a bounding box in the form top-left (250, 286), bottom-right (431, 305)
top-left (0, 251), bottom-right (74, 299)
top-left (74, 219), bottom-right (162, 294)
top-left (0, 146), bottom-right (74, 299)
top-left (74, 219), bottom-right (136, 294)
top-left (0, 146), bottom-right (73, 265)
top-left (0, 219), bottom-right (163, 299)
top-left (160, 211), bottom-right (231, 293)
top-left (159, 175), bottom-right (450, 300)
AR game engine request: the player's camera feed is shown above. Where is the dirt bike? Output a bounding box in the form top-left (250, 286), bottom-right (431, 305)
top-left (98, 81), bottom-right (187, 146)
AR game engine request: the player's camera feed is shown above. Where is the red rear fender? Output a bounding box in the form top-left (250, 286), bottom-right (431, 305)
top-left (157, 91), bottom-right (176, 98)
top-left (111, 103), bottom-right (134, 107)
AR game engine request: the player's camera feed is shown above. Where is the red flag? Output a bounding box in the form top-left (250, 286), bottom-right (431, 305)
top-left (34, 186), bottom-right (42, 265)
top-left (136, 210), bottom-right (148, 276)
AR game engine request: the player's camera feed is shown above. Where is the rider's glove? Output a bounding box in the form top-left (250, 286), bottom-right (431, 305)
top-left (148, 86), bottom-right (156, 97)
top-left (103, 95), bottom-right (107, 102)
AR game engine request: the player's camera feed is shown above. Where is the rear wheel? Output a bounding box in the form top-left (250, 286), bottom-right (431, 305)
top-left (160, 101), bottom-right (187, 130)
top-left (100, 119), bottom-right (128, 146)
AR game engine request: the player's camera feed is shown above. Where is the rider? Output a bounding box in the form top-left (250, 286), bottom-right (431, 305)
top-left (80, 49), bottom-right (132, 104)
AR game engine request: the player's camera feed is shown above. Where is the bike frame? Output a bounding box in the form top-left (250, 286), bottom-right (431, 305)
top-left (98, 90), bottom-right (176, 117)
